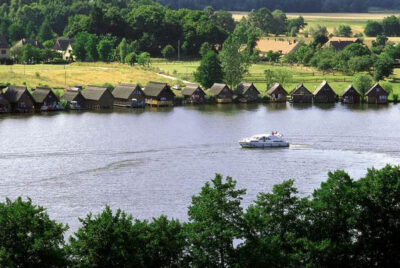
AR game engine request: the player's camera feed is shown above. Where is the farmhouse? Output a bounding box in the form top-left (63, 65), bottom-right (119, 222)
top-left (324, 37), bottom-right (361, 50)
top-left (4, 86), bottom-right (34, 113)
top-left (0, 92), bottom-right (10, 113)
top-left (62, 90), bottom-right (86, 109)
top-left (0, 36), bottom-right (10, 61)
top-left (256, 39), bottom-right (300, 56)
top-left (144, 82), bottom-right (175, 107)
top-left (30, 87), bottom-right (60, 112)
top-left (267, 83), bottom-right (288, 103)
top-left (181, 84), bottom-right (206, 104)
top-left (112, 83), bottom-right (145, 107)
top-left (341, 85), bottom-right (361, 104)
top-left (365, 83), bottom-right (388, 104)
top-left (53, 39), bottom-right (75, 61)
top-left (12, 39), bottom-right (43, 49)
top-left (313, 81), bottom-right (337, 103)
top-left (290, 84), bottom-right (313, 103)
top-left (234, 82), bottom-right (260, 103)
top-left (209, 83), bottom-right (233, 103)
top-left (81, 86), bottom-right (114, 109)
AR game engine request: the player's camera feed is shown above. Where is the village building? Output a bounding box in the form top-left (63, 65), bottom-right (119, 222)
top-left (181, 84), bottom-right (206, 104)
top-left (53, 39), bottom-right (75, 61)
top-left (0, 91), bottom-right (10, 113)
top-left (267, 83), bottom-right (288, 103)
top-left (4, 86), bottom-right (34, 113)
top-left (341, 85), bottom-right (361, 104)
top-left (324, 37), bottom-right (362, 50)
top-left (255, 39), bottom-right (300, 56)
top-left (12, 39), bottom-right (43, 49)
top-left (30, 87), bottom-right (60, 112)
top-left (234, 82), bottom-right (260, 103)
top-left (290, 84), bottom-right (313, 103)
top-left (209, 83), bottom-right (233, 103)
top-left (313, 81), bottom-right (337, 103)
top-left (62, 90), bottom-right (86, 110)
top-left (81, 86), bottom-right (114, 109)
top-left (112, 83), bottom-right (145, 107)
top-left (0, 36), bottom-right (10, 61)
top-left (143, 82), bottom-right (175, 107)
top-left (365, 83), bottom-right (389, 104)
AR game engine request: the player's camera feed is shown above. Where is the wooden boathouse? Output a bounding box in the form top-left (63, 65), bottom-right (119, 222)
top-left (30, 87), bottom-right (60, 112)
top-left (4, 86), bottom-right (34, 113)
top-left (267, 83), bottom-right (288, 103)
top-left (341, 85), bottom-right (361, 104)
top-left (144, 82), bottom-right (175, 107)
top-left (181, 84), bottom-right (206, 104)
top-left (290, 84), bottom-right (313, 103)
top-left (313, 81), bottom-right (337, 103)
top-left (62, 90), bottom-right (86, 109)
top-left (81, 86), bottom-right (114, 109)
top-left (365, 83), bottom-right (388, 104)
top-left (234, 82), bottom-right (260, 103)
top-left (112, 83), bottom-right (145, 108)
top-left (209, 83), bottom-right (233, 103)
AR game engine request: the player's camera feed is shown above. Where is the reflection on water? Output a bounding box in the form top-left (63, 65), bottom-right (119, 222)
top-left (0, 103), bottom-right (399, 233)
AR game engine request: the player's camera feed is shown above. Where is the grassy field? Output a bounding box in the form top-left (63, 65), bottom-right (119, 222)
top-left (152, 59), bottom-right (400, 98)
top-left (232, 12), bottom-right (400, 38)
top-left (0, 62), bottom-right (173, 89)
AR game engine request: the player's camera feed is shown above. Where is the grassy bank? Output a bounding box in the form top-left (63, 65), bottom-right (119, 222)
top-left (0, 62), bottom-right (173, 89)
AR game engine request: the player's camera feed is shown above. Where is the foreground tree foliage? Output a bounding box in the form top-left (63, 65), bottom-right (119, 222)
top-left (3, 165), bottom-right (400, 266)
top-left (0, 198), bottom-right (67, 267)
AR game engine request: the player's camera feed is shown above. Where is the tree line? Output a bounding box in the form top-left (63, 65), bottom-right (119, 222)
top-left (156, 0), bottom-right (400, 12)
top-left (1, 164), bottom-right (400, 267)
top-left (365, 15), bottom-right (400, 37)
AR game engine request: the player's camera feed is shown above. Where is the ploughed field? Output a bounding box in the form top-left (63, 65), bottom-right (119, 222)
top-left (0, 104), bottom-right (399, 233)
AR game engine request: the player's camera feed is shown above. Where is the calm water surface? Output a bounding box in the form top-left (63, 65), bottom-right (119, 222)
top-left (0, 103), bottom-right (400, 232)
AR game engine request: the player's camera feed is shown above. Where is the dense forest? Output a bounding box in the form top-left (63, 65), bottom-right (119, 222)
top-left (157, 0), bottom-right (400, 12)
top-left (1, 165), bottom-right (400, 267)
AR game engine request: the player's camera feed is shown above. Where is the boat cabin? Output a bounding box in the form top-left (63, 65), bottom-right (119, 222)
top-left (4, 86), bottom-right (34, 113)
top-left (113, 83), bottom-right (145, 108)
top-left (234, 82), bottom-right (260, 103)
top-left (341, 85), bottom-right (361, 104)
top-left (81, 86), bottom-right (114, 109)
top-left (209, 83), bottom-right (233, 103)
top-left (144, 82), bottom-right (175, 107)
top-left (181, 84), bottom-right (206, 104)
top-left (30, 87), bottom-right (60, 112)
top-left (62, 90), bottom-right (86, 110)
top-left (290, 84), bottom-right (313, 103)
top-left (313, 81), bottom-right (337, 103)
top-left (365, 83), bottom-right (388, 104)
top-left (267, 83), bottom-right (288, 103)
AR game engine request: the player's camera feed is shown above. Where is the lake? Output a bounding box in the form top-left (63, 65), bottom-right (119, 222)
top-left (0, 103), bottom-right (399, 233)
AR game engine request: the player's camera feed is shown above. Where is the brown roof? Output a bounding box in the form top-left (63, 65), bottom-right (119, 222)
top-left (81, 86), bottom-right (110, 101)
top-left (53, 39), bottom-right (74, 51)
top-left (314, 81), bottom-right (334, 95)
top-left (325, 37), bottom-right (361, 50)
top-left (181, 84), bottom-right (203, 96)
top-left (31, 87), bottom-right (57, 103)
top-left (4, 86), bottom-right (28, 102)
top-left (341, 85), bottom-right (360, 97)
top-left (366, 83), bottom-right (388, 96)
top-left (62, 90), bottom-right (82, 102)
top-left (0, 36), bottom-right (8, 49)
top-left (144, 82), bottom-right (174, 97)
top-left (209, 83), bottom-right (230, 95)
top-left (256, 39), bottom-right (300, 55)
top-left (267, 83), bottom-right (287, 95)
top-left (113, 83), bottom-right (142, 99)
top-left (291, 84), bottom-right (312, 95)
top-left (235, 82), bottom-right (259, 95)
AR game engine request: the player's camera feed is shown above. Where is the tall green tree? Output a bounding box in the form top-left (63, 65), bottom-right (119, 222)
top-left (37, 18), bottom-right (54, 42)
top-left (161, 44), bottom-right (176, 60)
top-left (373, 53), bottom-right (394, 81)
top-left (73, 32), bottom-right (89, 61)
top-left (186, 174), bottom-right (246, 268)
top-left (0, 198), bottom-right (67, 267)
top-left (194, 50), bottom-right (223, 88)
top-left (85, 34), bottom-right (99, 61)
top-left (97, 39), bottom-right (114, 62)
top-left (352, 73), bottom-right (373, 101)
top-left (118, 38), bottom-right (128, 63)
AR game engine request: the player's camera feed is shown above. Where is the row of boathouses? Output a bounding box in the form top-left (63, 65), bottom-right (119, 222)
top-left (0, 80), bottom-right (391, 113)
